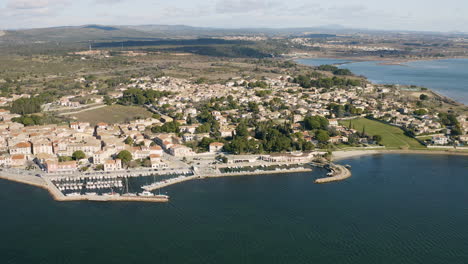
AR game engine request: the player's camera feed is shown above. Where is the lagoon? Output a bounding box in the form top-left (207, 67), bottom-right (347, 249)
top-left (296, 58), bottom-right (468, 104)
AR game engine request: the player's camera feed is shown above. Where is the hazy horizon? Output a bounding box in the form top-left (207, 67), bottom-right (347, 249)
top-left (0, 0), bottom-right (467, 33)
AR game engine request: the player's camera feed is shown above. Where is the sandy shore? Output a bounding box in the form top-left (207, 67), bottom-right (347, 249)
top-left (333, 149), bottom-right (468, 161)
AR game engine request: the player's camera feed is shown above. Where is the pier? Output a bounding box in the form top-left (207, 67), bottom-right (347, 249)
top-left (43, 177), bottom-right (168, 202)
top-left (315, 164), bottom-right (352, 184)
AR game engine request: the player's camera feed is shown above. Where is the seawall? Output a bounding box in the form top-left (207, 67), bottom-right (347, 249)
top-left (315, 164), bottom-right (351, 184)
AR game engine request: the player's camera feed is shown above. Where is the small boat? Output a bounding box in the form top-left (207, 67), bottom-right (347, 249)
top-left (345, 165), bottom-right (352, 169)
top-left (122, 193), bottom-right (138, 197)
top-left (66, 192), bottom-right (81, 197)
top-left (139, 191), bottom-right (155, 197)
top-left (85, 192), bottom-right (97, 196)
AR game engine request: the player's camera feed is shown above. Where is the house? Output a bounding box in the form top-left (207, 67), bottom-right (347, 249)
top-left (9, 142), bottom-right (32, 155)
top-left (149, 145), bottom-right (163, 156)
top-left (209, 142), bottom-right (224, 153)
top-left (260, 152), bottom-right (323, 163)
top-left (104, 159), bottom-right (123, 171)
top-left (93, 150), bottom-right (114, 164)
top-left (459, 135), bottom-right (468, 143)
top-left (328, 119), bottom-right (339, 127)
top-left (70, 122), bottom-right (90, 132)
top-left (11, 154), bottom-right (27, 167)
top-left (45, 161), bottom-right (77, 173)
top-left (226, 155), bottom-right (259, 164)
top-left (32, 140), bottom-right (54, 155)
top-left (168, 144), bottom-right (195, 157)
top-left (96, 122), bottom-right (108, 129)
top-left (432, 136), bottom-right (449, 145)
top-left (150, 154), bottom-right (168, 169)
top-left (0, 155), bottom-right (12, 167)
top-left (328, 136), bottom-right (348, 144)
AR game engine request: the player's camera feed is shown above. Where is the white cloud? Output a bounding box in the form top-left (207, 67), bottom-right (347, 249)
top-left (94, 0), bottom-right (126, 4)
top-left (215, 0), bottom-right (282, 14)
top-left (7, 0), bottom-right (67, 10)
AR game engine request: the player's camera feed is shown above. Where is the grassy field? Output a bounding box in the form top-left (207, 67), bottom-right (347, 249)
top-left (339, 118), bottom-right (424, 149)
top-left (72, 105), bottom-right (152, 125)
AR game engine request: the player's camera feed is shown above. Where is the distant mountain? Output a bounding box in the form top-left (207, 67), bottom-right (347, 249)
top-left (83, 25), bottom-right (119, 31)
top-left (1, 24), bottom-right (465, 44)
top-left (0, 25), bottom-right (155, 43)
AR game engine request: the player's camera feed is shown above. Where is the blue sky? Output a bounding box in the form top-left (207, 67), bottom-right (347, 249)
top-left (0, 0), bottom-right (467, 32)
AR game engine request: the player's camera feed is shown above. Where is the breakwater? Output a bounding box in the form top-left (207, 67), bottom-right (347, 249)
top-left (315, 164), bottom-right (352, 184)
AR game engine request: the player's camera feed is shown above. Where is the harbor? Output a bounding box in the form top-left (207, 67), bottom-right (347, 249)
top-left (0, 158), bottom-right (353, 203)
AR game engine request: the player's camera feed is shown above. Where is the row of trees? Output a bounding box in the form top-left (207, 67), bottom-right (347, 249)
top-left (118, 88), bottom-right (172, 106)
top-left (317, 65), bottom-right (353, 76)
top-left (10, 97), bottom-right (43, 115)
top-left (11, 115), bottom-right (43, 126)
top-left (223, 120), bottom-right (320, 154)
top-left (293, 75), bottom-right (361, 89)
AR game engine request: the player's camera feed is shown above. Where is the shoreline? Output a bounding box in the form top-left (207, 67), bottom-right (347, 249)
top-left (1, 149), bottom-right (467, 202)
top-left (332, 149), bottom-right (468, 161)
top-left (293, 54), bottom-right (468, 65)
top-left (294, 56), bottom-right (468, 107)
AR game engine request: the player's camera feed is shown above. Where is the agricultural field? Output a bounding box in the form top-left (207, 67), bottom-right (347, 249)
top-left (71, 105), bottom-right (152, 125)
top-left (340, 118), bottom-right (424, 149)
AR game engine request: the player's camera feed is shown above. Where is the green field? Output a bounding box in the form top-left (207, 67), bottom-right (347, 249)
top-left (339, 118), bottom-right (424, 149)
top-left (72, 105), bottom-right (152, 125)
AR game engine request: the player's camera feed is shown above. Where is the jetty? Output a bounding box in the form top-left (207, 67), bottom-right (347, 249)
top-left (315, 164), bottom-right (351, 184)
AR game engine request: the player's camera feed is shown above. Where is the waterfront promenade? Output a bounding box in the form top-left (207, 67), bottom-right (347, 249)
top-left (0, 169), bottom-right (47, 189)
top-left (0, 152), bottom-right (363, 202)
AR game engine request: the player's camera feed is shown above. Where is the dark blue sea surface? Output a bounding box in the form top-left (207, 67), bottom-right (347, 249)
top-left (0, 154), bottom-right (467, 264)
top-left (296, 58), bottom-right (468, 104)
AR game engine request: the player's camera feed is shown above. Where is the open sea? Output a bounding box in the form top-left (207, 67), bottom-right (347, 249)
top-left (1, 154), bottom-right (468, 264)
top-left (296, 58), bottom-right (468, 105)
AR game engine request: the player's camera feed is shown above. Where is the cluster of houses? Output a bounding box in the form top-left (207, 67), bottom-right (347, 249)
top-left (131, 76), bottom-right (467, 145)
top-left (1, 74), bottom-right (467, 174)
top-left (0, 112), bottom-right (170, 173)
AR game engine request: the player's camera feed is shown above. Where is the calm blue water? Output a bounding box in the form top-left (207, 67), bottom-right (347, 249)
top-left (296, 58), bottom-right (468, 104)
top-left (0, 154), bottom-right (468, 263)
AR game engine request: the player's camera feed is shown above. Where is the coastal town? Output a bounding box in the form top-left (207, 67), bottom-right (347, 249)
top-left (0, 68), bottom-right (467, 201)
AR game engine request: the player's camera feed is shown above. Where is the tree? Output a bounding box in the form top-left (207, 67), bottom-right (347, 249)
top-left (117, 150), bottom-right (133, 164)
top-left (124, 136), bottom-right (134, 146)
top-left (236, 122), bottom-right (249, 138)
top-left (413, 109), bottom-right (428, 116)
top-left (103, 95), bottom-right (114, 105)
top-left (304, 115), bottom-right (329, 130)
top-left (11, 97), bottom-right (43, 115)
top-left (316, 130), bottom-right (330, 143)
top-left (419, 94), bottom-right (429, 100)
top-left (58, 156), bottom-right (73, 162)
top-left (72, 150), bottom-right (86, 161)
top-left (372, 135), bottom-right (383, 144)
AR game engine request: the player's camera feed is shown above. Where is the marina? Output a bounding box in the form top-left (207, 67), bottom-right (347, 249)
top-left (20, 150), bottom-right (468, 202)
top-left (0, 159), bottom-right (351, 202)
